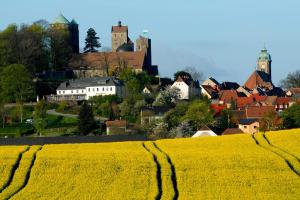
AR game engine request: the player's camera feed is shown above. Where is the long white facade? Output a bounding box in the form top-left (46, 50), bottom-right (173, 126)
top-left (54, 77), bottom-right (124, 101)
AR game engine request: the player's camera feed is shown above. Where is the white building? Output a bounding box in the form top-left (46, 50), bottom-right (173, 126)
top-left (171, 76), bottom-right (200, 100)
top-left (51, 77), bottom-right (124, 101)
top-left (192, 126), bottom-right (217, 137)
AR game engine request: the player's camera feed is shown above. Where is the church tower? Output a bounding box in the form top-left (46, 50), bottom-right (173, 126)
top-left (111, 21), bottom-right (130, 52)
top-left (257, 46), bottom-right (272, 80)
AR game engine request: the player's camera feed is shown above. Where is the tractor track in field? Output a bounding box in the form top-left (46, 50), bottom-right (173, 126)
top-left (262, 134), bottom-right (300, 163)
top-left (142, 143), bottom-right (162, 200)
top-left (153, 142), bottom-right (179, 200)
top-left (0, 147), bottom-right (30, 193)
top-left (252, 134), bottom-right (300, 177)
top-left (6, 146), bottom-right (43, 199)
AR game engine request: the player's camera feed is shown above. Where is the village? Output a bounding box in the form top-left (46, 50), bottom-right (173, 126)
top-left (0, 13), bottom-right (299, 138)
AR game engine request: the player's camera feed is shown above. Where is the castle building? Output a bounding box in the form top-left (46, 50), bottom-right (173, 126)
top-left (136, 35), bottom-right (152, 67)
top-left (50, 13), bottom-right (79, 54)
top-left (111, 21), bottom-right (134, 52)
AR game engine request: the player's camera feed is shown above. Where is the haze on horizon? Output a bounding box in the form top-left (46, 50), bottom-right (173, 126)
top-left (1, 0), bottom-right (299, 85)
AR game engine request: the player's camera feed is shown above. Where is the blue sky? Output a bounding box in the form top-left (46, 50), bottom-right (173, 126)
top-left (1, 0), bottom-right (300, 85)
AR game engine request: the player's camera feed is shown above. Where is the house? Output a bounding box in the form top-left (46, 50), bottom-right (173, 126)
top-left (219, 82), bottom-right (240, 90)
top-left (202, 77), bottom-right (220, 87)
top-left (171, 76), bottom-right (200, 100)
top-left (192, 126), bottom-right (217, 137)
top-left (222, 128), bottom-right (244, 135)
top-left (105, 120), bottom-right (127, 135)
top-left (47, 77), bottom-right (124, 101)
top-left (201, 85), bottom-right (219, 99)
top-left (245, 106), bottom-right (276, 119)
top-left (238, 118), bottom-right (259, 134)
top-left (141, 106), bottom-right (171, 125)
top-left (244, 70), bottom-right (273, 90)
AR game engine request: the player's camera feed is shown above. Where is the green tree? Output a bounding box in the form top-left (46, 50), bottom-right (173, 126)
top-left (0, 64), bottom-right (34, 122)
top-left (260, 110), bottom-right (278, 132)
top-left (163, 102), bottom-right (189, 130)
top-left (174, 70), bottom-right (192, 82)
top-left (78, 101), bottom-right (96, 135)
top-left (84, 28), bottom-right (101, 53)
top-left (33, 100), bottom-right (47, 136)
top-left (182, 100), bottom-right (215, 129)
top-left (280, 70), bottom-right (300, 89)
top-left (281, 103), bottom-right (300, 129)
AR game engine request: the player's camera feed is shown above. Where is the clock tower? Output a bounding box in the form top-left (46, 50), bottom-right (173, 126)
top-left (257, 46), bottom-right (272, 80)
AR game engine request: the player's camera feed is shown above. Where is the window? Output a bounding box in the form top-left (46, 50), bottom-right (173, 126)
top-left (82, 90), bottom-right (84, 93)
top-left (59, 91), bottom-right (61, 94)
top-left (77, 90), bottom-right (79, 93)
top-left (102, 87), bottom-right (104, 91)
top-left (71, 90), bottom-right (73, 94)
top-left (63, 91), bottom-right (65, 94)
top-left (106, 87), bottom-right (108, 91)
top-left (244, 126), bottom-right (247, 129)
top-left (88, 88), bottom-right (90, 92)
top-left (97, 88), bottom-right (99, 91)
top-left (110, 87), bottom-right (112, 91)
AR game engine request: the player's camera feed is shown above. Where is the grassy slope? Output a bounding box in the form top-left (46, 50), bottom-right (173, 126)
top-left (156, 133), bottom-right (300, 200)
top-left (11, 142), bottom-right (157, 200)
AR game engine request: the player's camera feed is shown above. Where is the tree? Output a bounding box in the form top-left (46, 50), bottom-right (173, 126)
top-left (163, 102), bottom-right (189, 130)
top-left (33, 100), bottom-right (47, 136)
top-left (153, 86), bottom-right (180, 106)
top-left (280, 70), bottom-right (300, 89)
top-left (260, 110), bottom-right (278, 132)
top-left (182, 100), bottom-right (215, 129)
top-left (170, 121), bottom-right (193, 138)
top-left (184, 66), bottom-right (204, 81)
top-left (84, 28), bottom-right (101, 53)
top-left (174, 71), bottom-right (192, 82)
top-left (281, 103), bottom-right (300, 129)
top-left (0, 64), bottom-right (34, 122)
top-left (78, 101), bottom-right (96, 135)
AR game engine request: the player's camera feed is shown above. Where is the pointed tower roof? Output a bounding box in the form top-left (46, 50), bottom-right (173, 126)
top-left (258, 46), bottom-right (271, 61)
top-left (70, 19), bottom-right (78, 25)
top-left (53, 13), bottom-right (70, 24)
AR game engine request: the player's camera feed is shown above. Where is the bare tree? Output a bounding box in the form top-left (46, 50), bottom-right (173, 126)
top-left (280, 70), bottom-right (300, 89)
top-left (184, 66), bottom-right (204, 82)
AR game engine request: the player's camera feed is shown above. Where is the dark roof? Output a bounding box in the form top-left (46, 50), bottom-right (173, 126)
top-left (141, 106), bottom-right (171, 115)
top-left (222, 128), bottom-right (244, 135)
top-left (57, 77), bottom-right (123, 90)
top-left (238, 118), bottom-right (258, 125)
top-left (106, 120), bottom-right (127, 127)
top-left (116, 43), bottom-right (134, 52)
top-left (219, 82), bottom-right (240, 90)
top-left (208, 77), bottom-right (220, 85)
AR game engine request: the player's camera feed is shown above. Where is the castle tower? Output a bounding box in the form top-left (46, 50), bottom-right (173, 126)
top-left (111, 21), bottom-right (129, 52)
top-left (257, 46), bottom-right (272, 80)
top-left (50, 13), bottom-right (79, 54)
top-left (136, 35), bottom-right (152, 66)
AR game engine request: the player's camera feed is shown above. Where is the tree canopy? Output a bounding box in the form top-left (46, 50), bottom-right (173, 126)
top-left (78, 101), bottom-right (96, 135)
top-left (280, 70), bottom-right (300, 89)
top-left (84, 28), bottom-right (101, 53)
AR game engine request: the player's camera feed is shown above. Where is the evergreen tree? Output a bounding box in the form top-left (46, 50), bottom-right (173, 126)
top-left (78, 101), bottom-right (96, 135)
top-left (33, 100), bottom-right (48, 136)
top-left (84, 28), bottom-right (101, 53)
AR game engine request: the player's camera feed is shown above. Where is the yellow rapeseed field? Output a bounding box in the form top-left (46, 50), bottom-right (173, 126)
top-left (156, 133), bottom-right (300, 200)
top-left (0, 146), bottom-right (28, 192)
top-left (265, 129), bottom-right (300, 159)
top-left (11, 142), bottom-right (157, 200)
top-left (0, 146), bottom-right (41, 200)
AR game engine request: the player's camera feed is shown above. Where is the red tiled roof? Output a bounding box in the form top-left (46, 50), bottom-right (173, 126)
top-left (106, 120), bottom-right (127, 127)
top-left (244, 71), bottom-right (273, 90)
top-left (69, 51), bottom-right (146, 70)
top-left (222, 128), bottom-right (244, 135)
top-left (219, 90), bottom-right (239, 103)
top-left (245, 106), bottom-right (276, 118)
top-left (211, 104), bottom-right (227, 116)
top-left (276, 97), bottom-right (291, 105)
top-left (112, 26), bottom-right (128, 33)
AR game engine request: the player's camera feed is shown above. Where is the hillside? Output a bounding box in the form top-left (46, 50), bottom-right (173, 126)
top-left (0, 129), bottom-right (299, 199)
